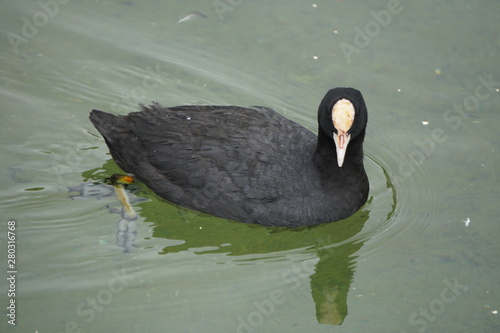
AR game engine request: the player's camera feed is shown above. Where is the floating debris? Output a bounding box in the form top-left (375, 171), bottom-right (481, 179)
top-left (105, 174), bottom-right (134, 186)
top-left (178, 11), bottom-right (208, 23)
top-left (109, 174), bottom-right (137, 219)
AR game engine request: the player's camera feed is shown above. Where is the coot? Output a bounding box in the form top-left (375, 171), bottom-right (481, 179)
top-left (90, 87), bottom-right (369, 227)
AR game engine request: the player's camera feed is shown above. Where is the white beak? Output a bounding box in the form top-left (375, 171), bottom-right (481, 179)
top-left (333, 131), bottom-right (351, 167)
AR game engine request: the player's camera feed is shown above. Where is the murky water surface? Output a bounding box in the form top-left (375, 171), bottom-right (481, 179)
top-left (1, 1), bottom-right (499, 332)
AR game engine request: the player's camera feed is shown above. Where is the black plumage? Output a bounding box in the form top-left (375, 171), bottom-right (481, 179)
top-left (89, 87), bottom-right (369, 227)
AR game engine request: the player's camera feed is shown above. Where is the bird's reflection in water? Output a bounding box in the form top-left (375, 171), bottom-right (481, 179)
top-left (153, 204), bottom-right (369, 325)
top-left (80, 166), bottom-right (371, 324)
top-left (311, 245), bottom-right (357, 325)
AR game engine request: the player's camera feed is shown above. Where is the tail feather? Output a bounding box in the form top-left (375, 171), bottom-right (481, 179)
top-left (89, 110), bottom-right (127, 145)
top-left (89, 109), bottom-right (184, 201)
top-left (89, 109), bottom-right (116, 127)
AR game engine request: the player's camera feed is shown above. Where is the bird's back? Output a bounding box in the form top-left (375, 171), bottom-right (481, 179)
top-left (90, 104), bottom-right (320, 225)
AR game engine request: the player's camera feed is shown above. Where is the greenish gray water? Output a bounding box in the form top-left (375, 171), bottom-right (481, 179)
top-left (1, 1), bottom-right (499, 332)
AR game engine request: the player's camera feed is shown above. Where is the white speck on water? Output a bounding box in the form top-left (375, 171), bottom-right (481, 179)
top-left (422, 121), bottom-right (429, 125)
top-left (177, 11), bottom-right (208, 24)
top-left (186, 116), bottom-right (191, 120)
top-left (463, 218), bottom-right (470, 227)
